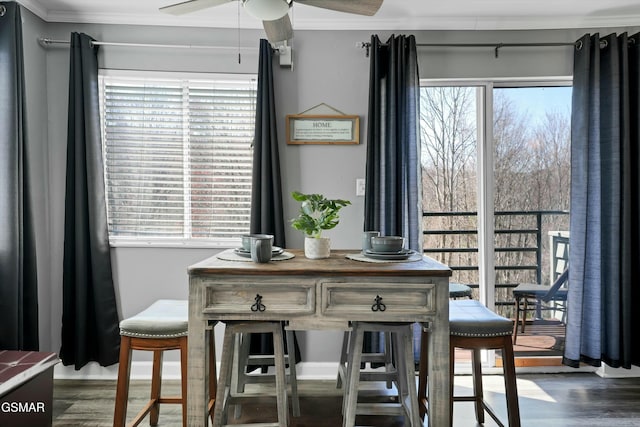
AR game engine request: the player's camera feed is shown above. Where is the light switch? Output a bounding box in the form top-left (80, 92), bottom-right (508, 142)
top-left (356, 179), bottom-right (366, 196)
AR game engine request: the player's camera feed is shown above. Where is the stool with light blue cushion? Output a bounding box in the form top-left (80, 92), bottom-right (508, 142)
top-left (418, 299), bottom-right (520, 427)
top-left (113, 299), bottom-right (216, 427)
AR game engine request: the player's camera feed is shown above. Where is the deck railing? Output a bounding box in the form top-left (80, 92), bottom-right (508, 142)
top-left (422, 210), bottom-right (569, 309)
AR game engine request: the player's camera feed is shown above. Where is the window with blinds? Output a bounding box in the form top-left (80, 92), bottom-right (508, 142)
top-left (99, 71), bottom-right (257, 245)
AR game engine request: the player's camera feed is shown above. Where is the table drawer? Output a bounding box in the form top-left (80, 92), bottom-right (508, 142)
top-left (321, 282), bottom-right (435, 321)
top-left (201, 281), bottom-right (315, 318)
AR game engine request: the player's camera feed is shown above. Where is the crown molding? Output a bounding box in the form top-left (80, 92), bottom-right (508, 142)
top-left (16, 0), bottom-right (640, 32)
top-left (17, 0), bottom-right (48, 20)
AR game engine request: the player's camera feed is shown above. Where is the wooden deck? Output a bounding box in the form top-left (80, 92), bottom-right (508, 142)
top-left (509, 318), bottom-right (565, 367)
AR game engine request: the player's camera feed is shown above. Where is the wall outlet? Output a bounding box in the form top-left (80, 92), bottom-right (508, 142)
top-left (356, 179), bottom-right (366, 196)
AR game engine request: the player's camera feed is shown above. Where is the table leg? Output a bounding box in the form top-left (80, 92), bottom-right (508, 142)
top-left (428, 281), bottom-right (451, 426)
top-left (187, 289), bottom-right (209, 427)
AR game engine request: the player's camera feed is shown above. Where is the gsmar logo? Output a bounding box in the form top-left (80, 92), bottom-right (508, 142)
top-left (1, 401), bottom-right (46, 413)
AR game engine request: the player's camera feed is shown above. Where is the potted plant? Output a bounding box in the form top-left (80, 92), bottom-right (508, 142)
top-left (290, 191), bottom-right (351, 259)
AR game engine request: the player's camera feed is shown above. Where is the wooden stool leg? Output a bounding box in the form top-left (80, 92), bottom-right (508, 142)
top-left (150, 350), bottom-right (163, 426)
top-left (418, 328), bottom-right (428, 420)
top-left (113, 336), bottom-right (132, 427)
top-left (272, 325), bottom-right (288, 427)
top-left (336, 331), bottom-right (350, 389)
top-left (521, 298), bottom-right (529, 333)
top-left (208, 329), bottom-right (217, 425)
top-left (383, 332), bottom-right (394, 389)
top-left (471, 348), bottom-right (485, 424)
top-left (502, 336), bottom-right (521, 427)
top-left (232, 333), bottom-right (247, 419)
top-left (343, 324), bottom-right (365, 427)
top-left (392, 333), bottom-right (408, 412)
top-left (285, 329), bottom-right (300, 417)
top-left (513, 296), bottom-right (521, 344)
top-left (180, 337), bottom-right (188, 427)
top-left (212, 325), bottom-right (236, 427)
top-left (398, 328), bottom-right (421, 427)
top-left (235, 332), bottom-right (251, 394)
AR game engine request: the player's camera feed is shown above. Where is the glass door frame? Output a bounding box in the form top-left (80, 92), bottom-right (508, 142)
top-left (420, 77), bottom-right (573, 367)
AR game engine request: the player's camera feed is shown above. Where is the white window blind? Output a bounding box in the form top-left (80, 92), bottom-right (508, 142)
top-left (99, 71), bottom-right (257, 244)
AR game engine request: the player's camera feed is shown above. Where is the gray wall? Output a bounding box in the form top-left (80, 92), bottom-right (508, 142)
top-left (21, 8), bottom-right (52, 351)
top-left (18, 9), bottom-right (639, 371)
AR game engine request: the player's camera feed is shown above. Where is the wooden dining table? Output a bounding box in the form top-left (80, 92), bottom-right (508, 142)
top-left (186, 249), bottom-right (451, 426)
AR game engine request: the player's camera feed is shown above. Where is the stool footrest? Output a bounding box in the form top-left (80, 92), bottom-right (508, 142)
top-left (222, 423), bottom-right (281, 427)
top-left (355, 402), bottom-right (404, 416)
top-left (157, 397), bottom-right (182, 404)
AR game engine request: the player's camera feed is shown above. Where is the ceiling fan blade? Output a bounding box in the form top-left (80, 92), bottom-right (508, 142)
top-left (160, 0), bottom-right (233, 15)
top-left (295, 0), bottom-right (383, 16)
top-left (263, 15), bottom-right (293, 43)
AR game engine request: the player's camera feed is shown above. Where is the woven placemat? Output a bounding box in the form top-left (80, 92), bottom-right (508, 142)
top-left (216, 248), bottom-right (295, 262)
top-left (346, 251), bottom-right (423, 263)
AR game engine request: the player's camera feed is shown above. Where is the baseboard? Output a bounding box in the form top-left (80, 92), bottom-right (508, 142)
top-left (54, 361), bottom-right (341, 381)
top-left (56, 359), bottom-right (631, 381)
top-left (597, 363), bottom-right (640, 378)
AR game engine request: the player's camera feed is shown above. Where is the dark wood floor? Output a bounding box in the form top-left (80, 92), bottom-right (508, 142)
top-left (53, 372), bottom-right (640, 426)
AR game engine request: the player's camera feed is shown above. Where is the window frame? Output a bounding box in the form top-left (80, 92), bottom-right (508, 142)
top-left (98, 69), bottom-right (257, 249)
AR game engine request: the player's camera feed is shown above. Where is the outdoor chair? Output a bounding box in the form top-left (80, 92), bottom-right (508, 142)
top-left (512, 268), bottom-right (569, 344)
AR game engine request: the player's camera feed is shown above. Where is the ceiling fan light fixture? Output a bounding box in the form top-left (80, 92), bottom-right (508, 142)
top-left (242, 0), bottom-right (290, 21)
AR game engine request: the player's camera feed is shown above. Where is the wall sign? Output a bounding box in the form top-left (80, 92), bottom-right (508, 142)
top-left (286, 114), bottom-right (360, 145)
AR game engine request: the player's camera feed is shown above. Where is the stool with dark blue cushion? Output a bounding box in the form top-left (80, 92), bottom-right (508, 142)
top-left (418, 299), bottom-right (520, 427)
top-left (449, 282), bottom-right (473, 299)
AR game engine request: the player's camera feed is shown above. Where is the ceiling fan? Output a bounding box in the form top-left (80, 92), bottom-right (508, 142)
top-left (160, 0), bottom-right (384, 43)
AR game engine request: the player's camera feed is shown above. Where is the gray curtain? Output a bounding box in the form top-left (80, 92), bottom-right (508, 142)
top-left (250, 39), bottom-right (286, 248)
top-left (364, 34), bottom-right (421, 252)
top-left (248, 39), bottom-right (299, 366)
top-left (363, 34), bottom-right (421, 359)
top-left (565, 32), bottom-right (640, 369)
top-left (60, 32), bottom-right (120, 369)
top-left (0, 1), bottom-right (39, 350)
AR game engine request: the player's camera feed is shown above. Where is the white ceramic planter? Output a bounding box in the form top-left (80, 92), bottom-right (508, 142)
top-left (304, 236), bottom-right (331, 259)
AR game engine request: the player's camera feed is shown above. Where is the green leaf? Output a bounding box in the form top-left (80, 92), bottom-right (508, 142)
top-left (289, 191), bottom-right (351, 237)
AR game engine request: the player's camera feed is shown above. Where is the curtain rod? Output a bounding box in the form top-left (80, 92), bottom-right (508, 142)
top-left (37, 37), bottom-right (260, 52)
top-left (358, 41), bottom-right (577, 58)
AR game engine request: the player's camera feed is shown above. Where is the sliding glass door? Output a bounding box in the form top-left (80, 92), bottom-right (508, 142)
top-left (420, 81), bottom-right (571, 364)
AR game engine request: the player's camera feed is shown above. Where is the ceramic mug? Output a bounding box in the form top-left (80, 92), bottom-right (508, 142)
top-left (241, 233), bottom-right (268, 251)
top-left (241, 235), bottom-right (250, 251)
top-left (250, 234), bottom-right (273, 263)
top-left (362, 231), bottom-right (380, 251)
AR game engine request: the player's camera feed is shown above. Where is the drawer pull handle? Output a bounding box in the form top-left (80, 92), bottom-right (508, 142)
top-left (371, 295), bottom-right (386, 312)
top-left (251, 294), bottom-right (266, 312)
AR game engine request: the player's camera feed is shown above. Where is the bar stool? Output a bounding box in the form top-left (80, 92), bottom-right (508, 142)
top-left (234, 328), bottom-right (300, 417)
top-left (343, 322), bottom-right (421, 427)
top-left (113, 299), bottom-right (216, 427)
top-left (336, 330), bottom-right (394, 390)
top-left (336, 282), bottom-right (471, 393)
top-left (418, 299), bottom-right (520, 427)
top-left (213, 321), bottom-right (290, 427)
top-left (449, 282), bottom-right (473, 299)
